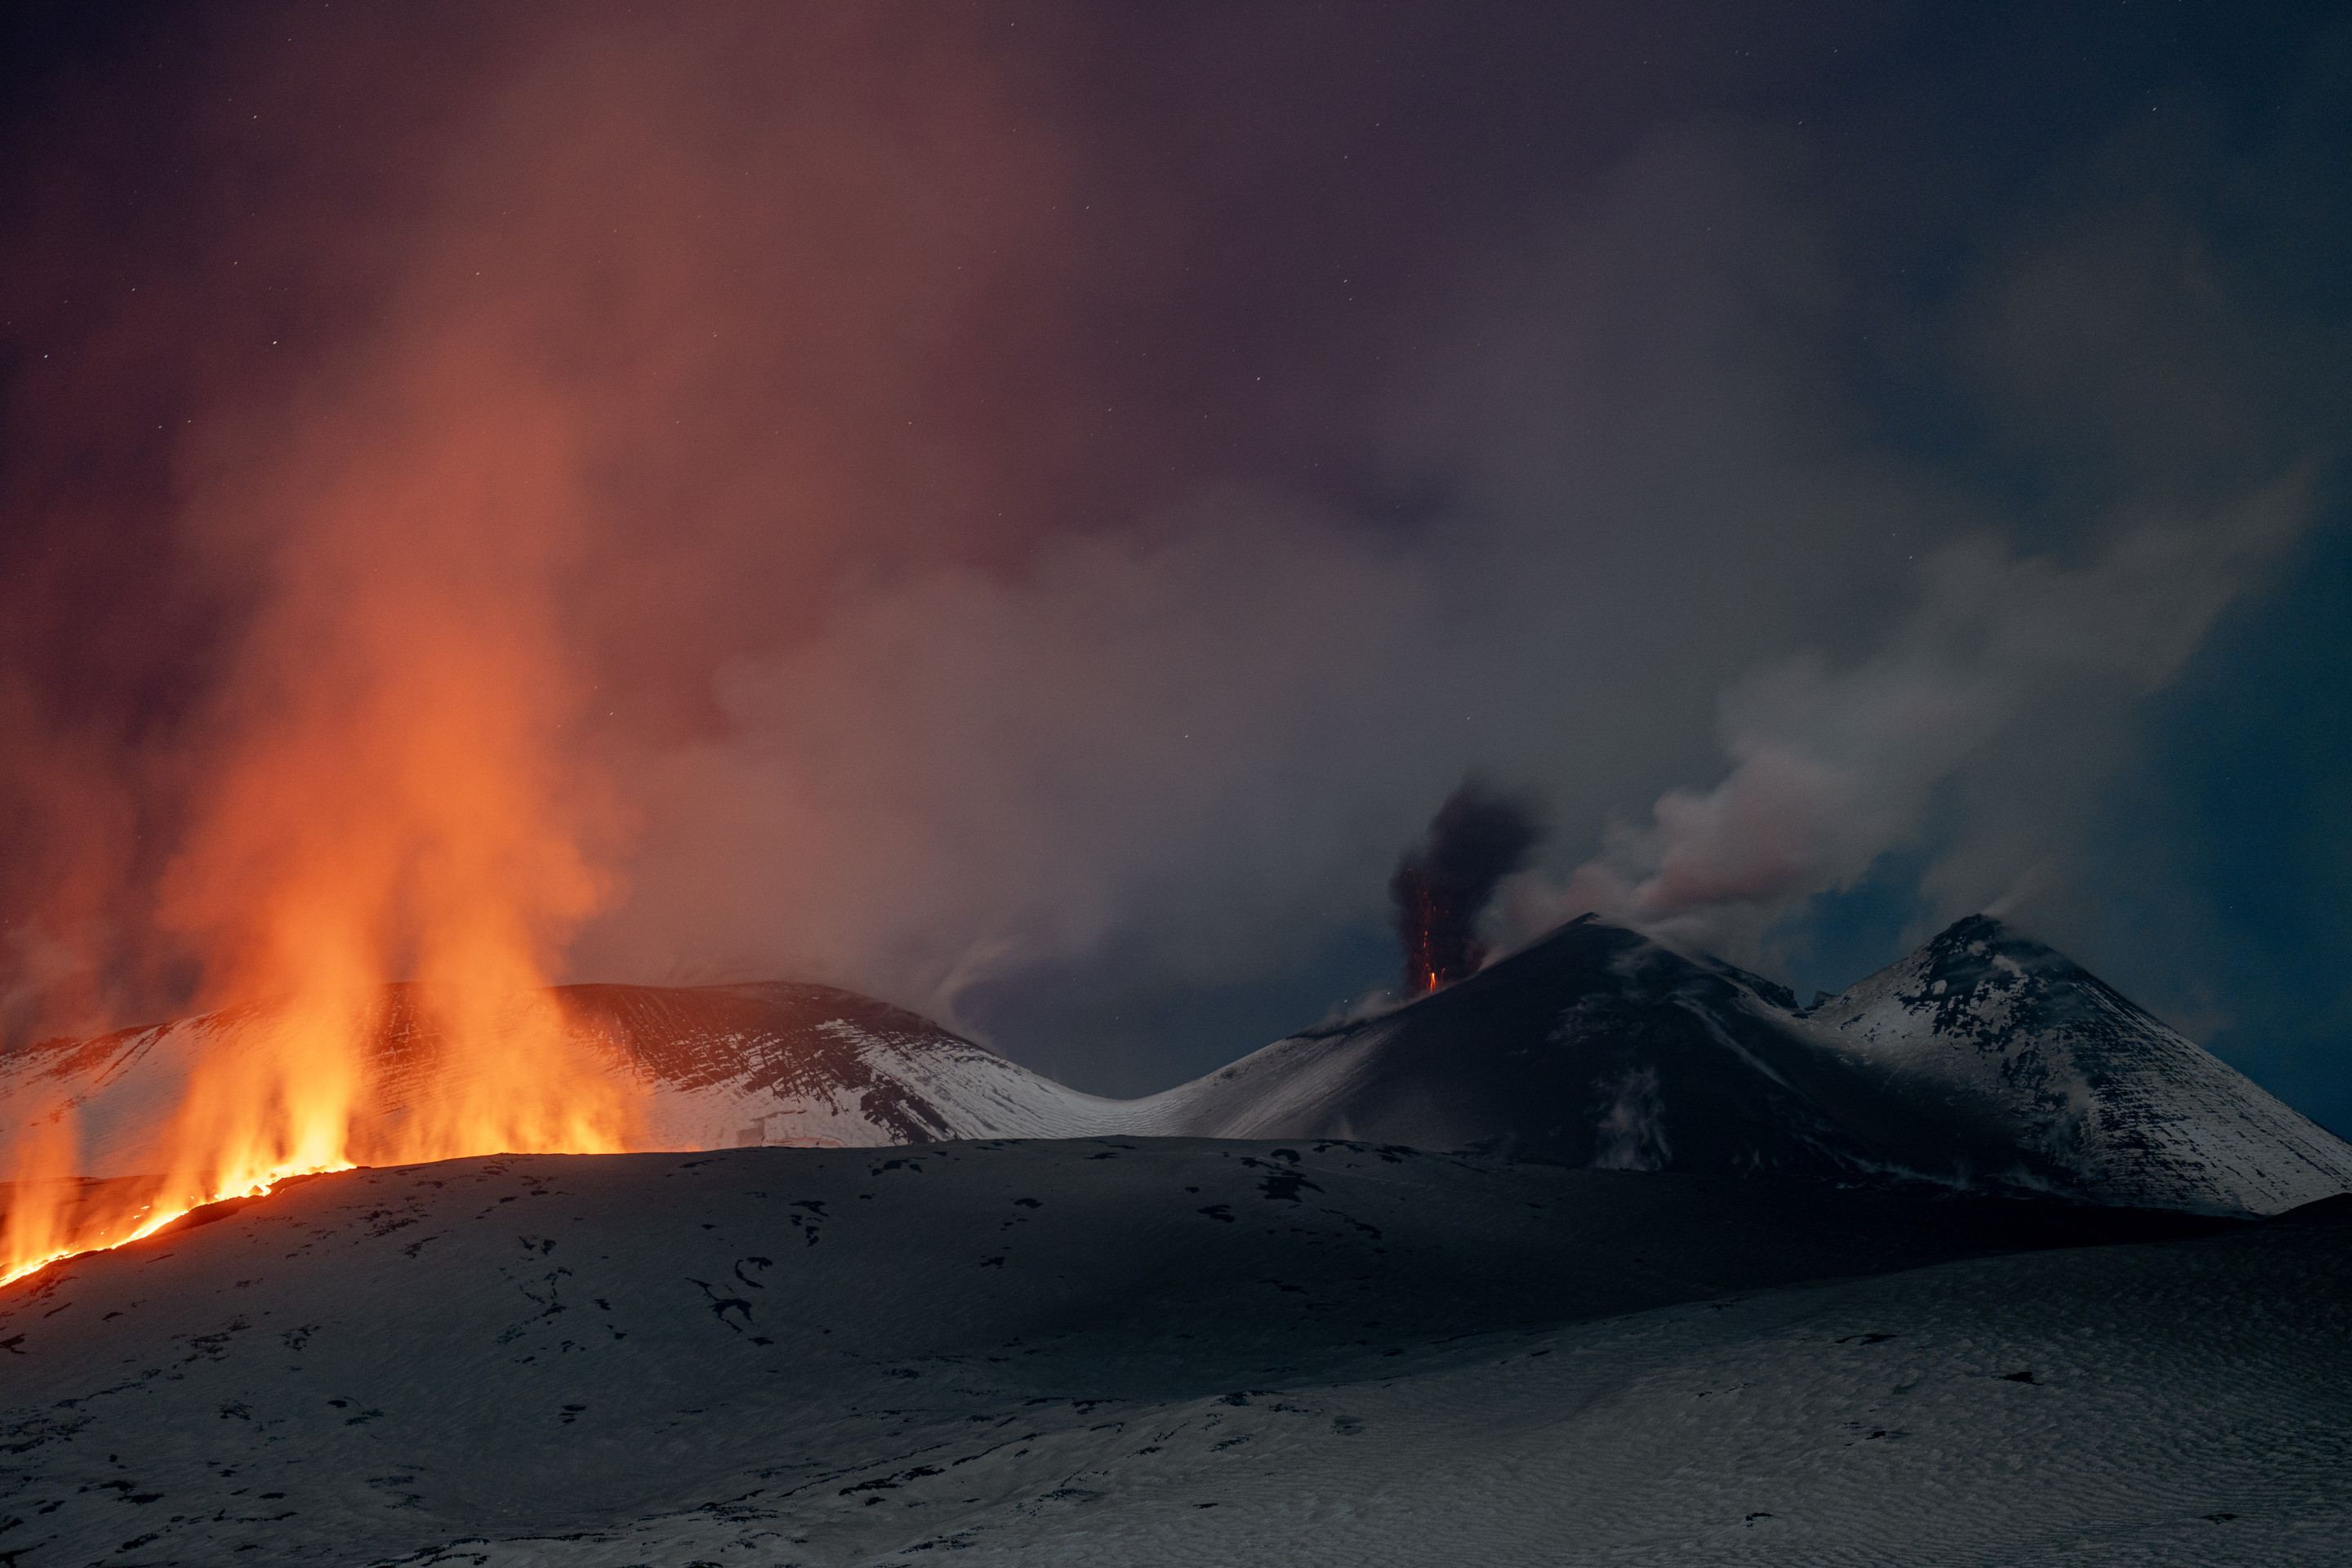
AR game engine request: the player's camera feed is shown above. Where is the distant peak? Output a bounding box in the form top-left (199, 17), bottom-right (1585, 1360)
top-left (1913, 913), bottom-right (2087, 987)
top-left (1931, 912), bottom-right (2024, 947)
top-left (1517, 913), bottom-right (1650, 960)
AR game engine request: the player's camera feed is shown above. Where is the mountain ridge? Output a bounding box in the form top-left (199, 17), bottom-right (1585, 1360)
top-left (1802, 913), bottom-right (2352, 1214)
top-left (5, 915), bottom-right (2347, 1215)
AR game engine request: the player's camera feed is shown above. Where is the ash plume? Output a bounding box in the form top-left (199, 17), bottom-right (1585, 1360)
top-left (0, 4), bottom-right (2336, 1112)
top-left (1390, 781), bottom-right (1545, 996)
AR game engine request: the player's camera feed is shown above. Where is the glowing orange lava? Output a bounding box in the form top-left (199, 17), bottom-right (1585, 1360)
top-left (2, 349), bottom-right (644, 1291)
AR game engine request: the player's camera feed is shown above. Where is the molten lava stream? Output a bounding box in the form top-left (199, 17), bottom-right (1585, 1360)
top-left (0, 1161), bottom-right (348, 1293)
top-left (0, 989), bottom-right (640, 1292)
top-left (1, 1046), bottom-right (363, 1291)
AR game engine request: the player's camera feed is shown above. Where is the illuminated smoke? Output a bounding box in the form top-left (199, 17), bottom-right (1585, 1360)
top-left (0, 337), bottom-right (644, 1288)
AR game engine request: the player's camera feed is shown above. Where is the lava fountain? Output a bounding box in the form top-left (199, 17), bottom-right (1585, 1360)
top-left (0, 343), bottom-right (642, 1289)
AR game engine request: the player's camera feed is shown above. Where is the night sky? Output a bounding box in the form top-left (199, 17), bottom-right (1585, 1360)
top-left (2, 2), bottom-right (2347, 1130)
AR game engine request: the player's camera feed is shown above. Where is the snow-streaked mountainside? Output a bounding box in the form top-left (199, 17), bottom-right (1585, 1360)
top-left (558, 982), bottom-right (1125, 1148)
top-left (1802, 915), bottom-right (2352, 1216)
top-left (0, 1142), bottom-right (2342, 1566)
top-left (0, 983), bottom-right (1123, 1180)
top-left (5, 916), bottom-right (2347, 1214)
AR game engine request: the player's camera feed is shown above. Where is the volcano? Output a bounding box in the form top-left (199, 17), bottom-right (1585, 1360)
top-left (6, 916), bottom-right (2346, 1218)
top-left (1140, 915), bottom-right (2352, 1214)
top-left (1139, 915), bottom-right (1869, 1174)
top-left (1801, 915), bottom-right (2352, 1214)
top-left (3, 922), bottom-right (2350, 1564)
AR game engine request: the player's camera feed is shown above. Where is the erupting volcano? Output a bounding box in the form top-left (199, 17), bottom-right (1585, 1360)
top-left (1, 987), bottom-right (639, 1290)
top-left (2, 7), bottom-right (2349, 1562)
top-left (1388, 780), bottom-right (1545, 996)
top-left (0, 350), bottom-right (648, 1289)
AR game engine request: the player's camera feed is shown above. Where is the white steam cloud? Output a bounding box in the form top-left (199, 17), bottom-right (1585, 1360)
top-left (1534, 473), bottom-right (2314, 960)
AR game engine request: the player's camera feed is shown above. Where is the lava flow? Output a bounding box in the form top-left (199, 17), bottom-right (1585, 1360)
top-left (2, 985), bottom-right (634, 1290)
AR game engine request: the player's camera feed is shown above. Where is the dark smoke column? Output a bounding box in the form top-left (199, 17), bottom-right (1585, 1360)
top-left (1389, 780), bottom-right (1544, 996)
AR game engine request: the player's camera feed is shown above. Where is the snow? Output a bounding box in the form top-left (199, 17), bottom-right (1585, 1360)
top-left (0, 1018), bottom-right (231, 1178)
top-left (0, 1139), bottom-right (2342, 1566)
top-left (7, 918), bottom-right (2345, 1563)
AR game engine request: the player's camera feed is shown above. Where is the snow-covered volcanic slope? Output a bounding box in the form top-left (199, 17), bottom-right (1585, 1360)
top-left (7, 917), bottom-right (2345, 1214)
top-left (1138, 915), bottom-right (2352, 1214)
top-left (1138, 915), bottom-right (1891, 1173)
top-left (0, 982), bottom-right (1122, 1178)
top-left (1802, 915), bottom-right (2352, 1215)
top-left (558, 982), bottom-right (1125, 1150)
top-left (0, 1142), bottom-right (2341, 1567)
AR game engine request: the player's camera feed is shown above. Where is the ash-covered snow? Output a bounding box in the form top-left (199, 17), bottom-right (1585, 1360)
top-left (0, 1142), bottom-right (2341, 1566)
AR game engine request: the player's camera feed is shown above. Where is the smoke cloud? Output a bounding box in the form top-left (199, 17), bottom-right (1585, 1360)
top-left (1529, 474), bottom-right (2315, 962)
top-left (1390, 782), bottom-right (1546, 995)
top-left (0, 4), bottom-right (2342, 1107)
